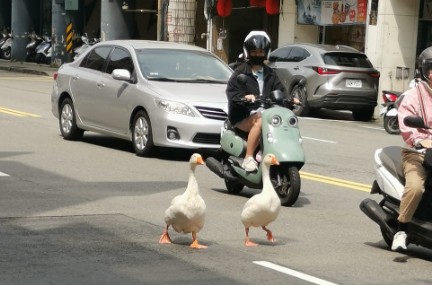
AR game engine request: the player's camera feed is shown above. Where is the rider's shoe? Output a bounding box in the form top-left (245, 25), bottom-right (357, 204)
top-left (391, 231), bottom-right (407, 251)
top-left (242, 156), bottom-right (258, 172)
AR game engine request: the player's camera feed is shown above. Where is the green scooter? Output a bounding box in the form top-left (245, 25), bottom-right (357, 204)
top-left (206, 77), bottom-right (306, 207)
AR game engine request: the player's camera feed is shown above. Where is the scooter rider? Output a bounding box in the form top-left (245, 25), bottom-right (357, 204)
top-left (393, 46), bottom-right (432, 251)
top-left (226, 31), bottom-right (295, 172)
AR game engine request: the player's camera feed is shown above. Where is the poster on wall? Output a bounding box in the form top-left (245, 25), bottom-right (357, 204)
top-left (297, 0), bottom-right (367, 26)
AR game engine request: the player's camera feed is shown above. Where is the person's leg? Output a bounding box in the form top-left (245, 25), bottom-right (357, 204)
top-left (235, 113), bottom-right (262, 171)
top-left (392, 150), bottom-right (426, 251)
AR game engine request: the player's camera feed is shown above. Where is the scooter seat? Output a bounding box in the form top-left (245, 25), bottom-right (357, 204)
top-left (379, 146), bottom-right (405, 184)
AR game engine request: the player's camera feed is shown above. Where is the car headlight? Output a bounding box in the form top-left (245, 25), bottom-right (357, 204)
top-left (155, 99), bottom-right (195, 117)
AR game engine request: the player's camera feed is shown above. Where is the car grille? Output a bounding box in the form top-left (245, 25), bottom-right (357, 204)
top-left (195, 106), bottom-right (227, 121)
top-left (193, 133), bottom-right (221, 144)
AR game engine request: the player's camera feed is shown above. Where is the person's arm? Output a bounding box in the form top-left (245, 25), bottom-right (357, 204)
top-left (398, 88), bottom-right (431, 148)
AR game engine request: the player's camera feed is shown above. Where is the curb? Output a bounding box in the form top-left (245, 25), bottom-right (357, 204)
top-left (0, 64), bottom-right (56, 77)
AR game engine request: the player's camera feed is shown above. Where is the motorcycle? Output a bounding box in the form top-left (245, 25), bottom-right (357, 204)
top-left (360, 115), bottom-right (432, 250)
top-left (73, 33), bottom-right (99, 60)
top-left (25, 32), bottom-right (43, 62)
top-left (0, 32), bottom-right (12, 60)
top-left (379, 90), bottom-right (402, 135)
top-left (205, 75), bottom-right (306, 207)
top-left (380, 77), bottom-right (420, 135)
top-left (34, 34), bottom-right (52, 65)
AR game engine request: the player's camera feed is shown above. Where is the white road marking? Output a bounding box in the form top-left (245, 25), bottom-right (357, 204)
top-left (302, 136), bottom-right (337, 144)
top-left (253, 261), bottom-right (339, 285)
top-left (0, 171), bottom-right (10, 177)
top-left (361, 125), bottom-right (384, 131)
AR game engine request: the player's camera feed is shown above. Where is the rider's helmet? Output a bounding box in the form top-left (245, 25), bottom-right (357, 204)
top-left (243, 31), bottom-right (271, 65)
top-left (418, 46), bottom-right (432, 82)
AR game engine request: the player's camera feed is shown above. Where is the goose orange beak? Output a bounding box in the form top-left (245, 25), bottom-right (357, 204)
top-left (271, 156), bottom-right (279, 165)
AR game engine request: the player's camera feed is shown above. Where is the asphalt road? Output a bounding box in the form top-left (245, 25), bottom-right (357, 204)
top-left (0, 70), bottom-right (431, 285)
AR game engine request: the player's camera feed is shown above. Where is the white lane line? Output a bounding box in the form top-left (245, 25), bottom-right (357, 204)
top-left (253, 261), bottom-right (339, 285)
top-left (361, 125), bottom-right (384, 131)
top-left (0, 171), bottom-right (10, 176)
top-left (302, 136), bottom-right (337, 144)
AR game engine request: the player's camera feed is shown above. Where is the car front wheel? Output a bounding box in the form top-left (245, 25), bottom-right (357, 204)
top-left (132, 110), bottom-right (154, 157)
top-left (59, 98), bottom-right (84, 140)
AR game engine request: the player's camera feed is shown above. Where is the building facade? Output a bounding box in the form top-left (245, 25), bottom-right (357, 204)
top-left (0, 0), bottom-right (427, 100)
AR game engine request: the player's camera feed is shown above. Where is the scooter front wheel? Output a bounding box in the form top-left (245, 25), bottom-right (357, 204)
top-left (272, 166), bottom-right (301, 207)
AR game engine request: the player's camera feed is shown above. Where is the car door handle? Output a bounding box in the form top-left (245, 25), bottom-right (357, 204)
top-left (97, 81), bottom-right (105, 88)
top-left (294, 67), bottom-right (300, 70)
top-left (72, 75), bottom-right (79, 80)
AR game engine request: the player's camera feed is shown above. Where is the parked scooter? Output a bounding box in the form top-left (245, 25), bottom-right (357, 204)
top-left (206, 75), bottom-right (306, 207)
top-left (0, 32), bottom-right (12, 60)
top-left (25, 32), bottom-right (43, 62)
top-left (379, 90), bottom-right (402, 135)
top-left (380, 77), bottom-right (420, 135)
top-left (360, 115), bottom-right (432, 250)
top-left (73, 33), bottom-right (99, 60)
top-left (35, 34), bottom-right (52, 65)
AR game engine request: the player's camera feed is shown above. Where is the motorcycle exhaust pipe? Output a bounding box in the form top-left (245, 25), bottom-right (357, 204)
top-left (359, 198), bottom-right (395, 236)
top-left (205, 157), bottom-right (225, 178)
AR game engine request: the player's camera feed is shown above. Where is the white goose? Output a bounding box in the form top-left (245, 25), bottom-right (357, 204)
top-left (241, 153), bottom-right (281, 246)
top-left (159, 153), bottom-right (207, 249)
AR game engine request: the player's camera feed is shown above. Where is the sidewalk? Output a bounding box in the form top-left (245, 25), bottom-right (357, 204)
top-left (0, 59), bottom-right (58, 77)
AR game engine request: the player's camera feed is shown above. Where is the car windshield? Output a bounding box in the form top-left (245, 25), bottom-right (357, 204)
top-left (136, 49), bottom-right (232, 83)
top-left (323, 52), bottom-right (374, 68)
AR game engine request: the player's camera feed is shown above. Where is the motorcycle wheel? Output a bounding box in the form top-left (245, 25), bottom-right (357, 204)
top-left (384, 116), bottom-right (400, 135)
top-left (2, 48), bottom-right (11, 60)
top-left (271, 166), bottom-right (301, 207)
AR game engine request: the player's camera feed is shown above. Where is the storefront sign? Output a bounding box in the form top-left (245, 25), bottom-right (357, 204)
top-left (297, 0), bottom-right (367, 26)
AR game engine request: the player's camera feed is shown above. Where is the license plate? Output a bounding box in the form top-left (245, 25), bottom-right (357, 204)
top-left (346, 79), bottom-right (362, 88)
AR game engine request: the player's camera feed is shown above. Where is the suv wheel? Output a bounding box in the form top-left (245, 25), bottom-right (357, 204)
top-left (291, 84), bottom-right (309, 116)
top-left (352, 108), bottom-right (374, 122)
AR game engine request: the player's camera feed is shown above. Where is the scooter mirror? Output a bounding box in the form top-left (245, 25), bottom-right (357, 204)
top-left (404, 116), bottom-right (430, 129)
top-left (237, 74), bottom-right (248, 85)
top-left (270, 90), bottom-right (284, 103)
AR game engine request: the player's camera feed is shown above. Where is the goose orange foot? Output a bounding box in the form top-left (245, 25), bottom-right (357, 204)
top-left (245, 237), bottom-right (258, 247)
top-left (262, 226), bottom-right (275, 243)
top-left (159, 229), bottom-right (172, 244)
top-left (190, 232), bottom-right (207, 249)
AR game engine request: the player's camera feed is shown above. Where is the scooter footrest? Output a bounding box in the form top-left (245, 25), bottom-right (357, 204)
top-left (228, 156), bottom-right (243, 168)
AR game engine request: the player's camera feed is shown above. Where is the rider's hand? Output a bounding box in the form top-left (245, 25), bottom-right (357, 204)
top-left (292, 98), bottom-right (300, 105)
top-left (419, 139), bottom-right (432, 148)
top-left (244, 94), bottom-right (256, 102)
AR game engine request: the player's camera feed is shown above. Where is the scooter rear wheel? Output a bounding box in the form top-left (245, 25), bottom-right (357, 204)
top-left (384, 116), bottom-right (400, 135)
top-left (225, 178), bottom-right (244, 194)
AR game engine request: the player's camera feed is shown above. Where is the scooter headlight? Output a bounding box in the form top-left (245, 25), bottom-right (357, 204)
top-left (288, 116), bottom-right (298, 127)
top-left (271, 115), bottom-right (282, 127)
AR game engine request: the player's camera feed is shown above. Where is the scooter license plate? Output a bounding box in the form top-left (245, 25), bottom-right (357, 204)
top-left (346, 79), bottom-right (362, 88)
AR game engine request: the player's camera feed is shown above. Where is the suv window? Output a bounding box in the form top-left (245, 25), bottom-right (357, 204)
top-left (80, 46), bottom-right (112, 71)
top-left (106, 47), bottom-right (134, 75)
top-left (323, 52), bottom-right (373, 68)
top-left (287, 47), bottom-right (309, 62)
top-left (270, 47), bottom-right (292, 62)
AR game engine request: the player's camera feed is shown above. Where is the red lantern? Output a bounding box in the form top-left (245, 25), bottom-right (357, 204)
top-left (217, 0), bottom-right (232, 17)
top-left (250, 0), bottom-right (266, 7)
top-left (266, 0), bottom-right (280, 15)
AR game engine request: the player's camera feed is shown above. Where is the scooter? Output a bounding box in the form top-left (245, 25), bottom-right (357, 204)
top-left (360, 115), bottom-right (432, 249)
top-left (34, 34), bottom-right (51, 65)
top-left (206, 75), bottom-right (306, 207)
top-left (25, 32), bottom-right (43, 62)
top-left (380, 77), bottom-right (420, 135)
top-left (379, 90), bottom-right (402, 135)
top-left (0, 32), bottom-right (12, 60)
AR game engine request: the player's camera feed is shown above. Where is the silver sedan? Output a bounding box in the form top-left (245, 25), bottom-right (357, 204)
top-left (51, 40), bottom-right (232, 156)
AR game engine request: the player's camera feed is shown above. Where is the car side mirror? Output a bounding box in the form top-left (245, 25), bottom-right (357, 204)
top-left (112, 69), bottom-right (131, 81)
top-left (403, 116), bottom-right (430, 129)
top-left (268, 56), bottom-right (277, 63)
